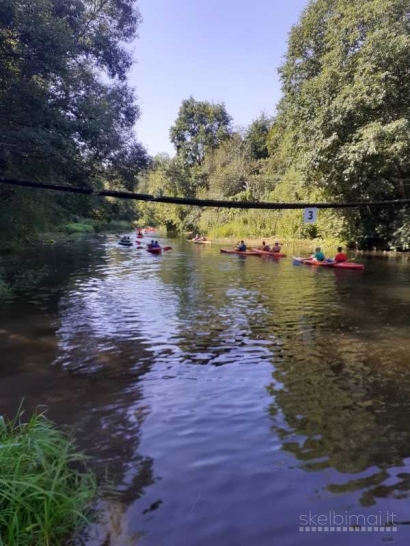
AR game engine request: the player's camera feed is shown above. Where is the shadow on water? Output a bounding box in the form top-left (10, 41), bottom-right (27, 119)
top-left (1, 238), bottom-right (410, 544)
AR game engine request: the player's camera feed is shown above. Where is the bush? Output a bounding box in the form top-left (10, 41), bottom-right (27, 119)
top-left (208, 221), bottom-right (244, 238)
top-left (0, 411), bottom-right (97, 546)
top-left (62, 223), bottom-right (95, 235)
top-left (92, 220), bottom-right (133, 233)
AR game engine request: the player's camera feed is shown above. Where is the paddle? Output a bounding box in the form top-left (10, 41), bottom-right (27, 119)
top-left (143, 245), bottom-right (172, 251)
top-left (292, 256), bottom-right (313, 265)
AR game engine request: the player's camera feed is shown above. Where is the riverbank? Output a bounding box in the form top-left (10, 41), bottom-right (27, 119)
top-left (0, 410), bottom-right (96, 546)
top-left (190, 236), bottom-right (344, 252)
top-left (187, 234), bottom-right (410, 254)
top-left (0, 220), bottom-right (136, 253)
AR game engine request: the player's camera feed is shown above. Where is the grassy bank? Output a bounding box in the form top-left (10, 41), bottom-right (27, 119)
top-left (0, 411), bottom-right (96, 546)
top-left (61, 219), bottom-right (134, 235)
top-left (186, 235), bottom-right (345, 254)
top-left (0, 220), bottom-right (135, 253)
top-left (38, 219), bottom-right (135, 244)
top-left (208, 236), bottom-right (343, 248)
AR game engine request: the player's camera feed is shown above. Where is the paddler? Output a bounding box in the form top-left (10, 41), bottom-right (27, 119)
top-left (311, 247), bottom-right (325, 262)
top-left (260, 241), bottom-right (270, 251)
top-left (236, 240), bottom-right (247, 251)
top-left (271, 241), bottom-right (281, 253)
top-left (333, 246), bottom-right (347, 263)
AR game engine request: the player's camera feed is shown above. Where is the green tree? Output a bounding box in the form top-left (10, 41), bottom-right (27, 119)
top-left (274, 0), bottom-right (410, 246)
top-left (245, 113), bottom-right (274, 160)
top-left (0, 0), bottom-right (149, 240)
top-left (170, 97), bottom-right (233, 167)
top-left (138, 154), bottom-right (201, 233)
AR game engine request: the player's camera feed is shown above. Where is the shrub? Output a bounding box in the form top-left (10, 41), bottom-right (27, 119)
top-left (62, 223), bottom-right (95, 235)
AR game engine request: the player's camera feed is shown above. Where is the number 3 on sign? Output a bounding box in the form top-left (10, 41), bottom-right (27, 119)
top-left (304, 208), bottom-right (317, 224)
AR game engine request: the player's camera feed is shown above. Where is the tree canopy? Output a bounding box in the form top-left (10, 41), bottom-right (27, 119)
top-left (141, 0), bottom-right (410, 248)
top-left (3, 0), bottom-right (410, 249)
top-left (272, 0), bottom-right (410, 245)
top-left (245, 113), bottom-right (274, 160)
top-left (0, 0), bottom-right (149, 239)
top-left (170, 97), bottom-right (233, 167)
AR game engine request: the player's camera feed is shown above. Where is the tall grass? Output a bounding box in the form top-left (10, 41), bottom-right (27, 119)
top-left (0, 411), bottom-right (97, 546)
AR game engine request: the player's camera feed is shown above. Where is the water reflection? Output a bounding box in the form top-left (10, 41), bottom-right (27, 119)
top-left (1, 239), bottom-right (410, 544)
top-left (267, 296), bottom-right (410, 508)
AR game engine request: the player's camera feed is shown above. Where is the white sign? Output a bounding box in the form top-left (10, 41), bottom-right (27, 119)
top-left (304, 207), bottom-right (318, 224)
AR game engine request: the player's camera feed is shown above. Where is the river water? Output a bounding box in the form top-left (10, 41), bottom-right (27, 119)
top-left (1, 236), bottom-right (410, 545)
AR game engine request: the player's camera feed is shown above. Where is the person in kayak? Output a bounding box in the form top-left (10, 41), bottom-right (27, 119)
top-left (260, 241), bottom-right (271, 251)
top-left (312, 247), bottom-right (325, 262)
top-left (271, 241), bottom-right (281, 253)
top-left (333, 247), bottom-right (347, 263)
top-left (152, 240), bottom-right (161, 248)
top-left (236, 240), bottom-right (247, 251)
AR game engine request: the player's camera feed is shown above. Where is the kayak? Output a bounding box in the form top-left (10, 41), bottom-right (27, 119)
top-left (147, 247), bottom-right (162, 254)
top-left (251, 249), bottom-right (287, 258)
top-left (220, 248), bottom-right (262, 256)
top-left (293, 257), bottom-right (365, 271)
top-left (136, 234), bottom-right (144, 238)
top-left (191, 240), bottom-right (211, 244)
top-left (118, 241), bottom-right (133, 247)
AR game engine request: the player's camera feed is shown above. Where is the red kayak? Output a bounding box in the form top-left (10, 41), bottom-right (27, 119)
top-left (251, 249), bottom-right (287, 258)
top-left (220, 248), bottom-right (262, 256)
top-left (148, 247), bottom-right (162, 254)
top-left (293, 257), bottom-right (365, 271)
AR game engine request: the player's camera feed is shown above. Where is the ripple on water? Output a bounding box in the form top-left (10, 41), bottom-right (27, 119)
top-left (2, 240), bottom-right (410, 545)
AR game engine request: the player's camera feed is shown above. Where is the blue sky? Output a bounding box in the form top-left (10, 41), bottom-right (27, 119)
top-left (130, 0), bottom-right (308, 156)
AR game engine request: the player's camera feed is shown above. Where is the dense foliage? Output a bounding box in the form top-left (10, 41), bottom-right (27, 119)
top-left (0, 0), bottom-right (149, 242)
top-left (141, 0), bottom-right (410, 249)
top-left (170, 97), bottom-right (233, 167)
top-left (271, 0), bottom-right (410, 248)
top-left (3, 0), bottom-right (410, 248)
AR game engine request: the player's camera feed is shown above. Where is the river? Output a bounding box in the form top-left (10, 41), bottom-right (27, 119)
top-left (1, 236), bottom-right (410, 545)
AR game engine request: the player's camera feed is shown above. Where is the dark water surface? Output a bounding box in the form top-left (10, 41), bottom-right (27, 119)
top-left (1, 237), bottom-right (410, 545)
